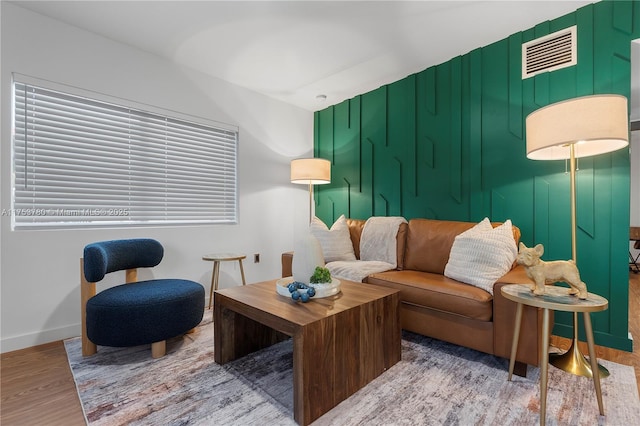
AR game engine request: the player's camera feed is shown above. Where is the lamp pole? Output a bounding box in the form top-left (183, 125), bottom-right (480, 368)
top-left (570, 144), bottom-right (577, 262)
top-left (308, 182), bottom-right (313, 224)
top-left (549, 143), bottom-right (609, 378)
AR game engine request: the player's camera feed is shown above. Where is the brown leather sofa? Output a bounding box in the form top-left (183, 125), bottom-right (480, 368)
top-left (282, 218), bottom-right (549, 373)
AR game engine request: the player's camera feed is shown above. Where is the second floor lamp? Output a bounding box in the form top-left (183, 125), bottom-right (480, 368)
top-left (526, 94), bottom-right (629, 378)
top-left (290, 158), bottom-right (331, 223)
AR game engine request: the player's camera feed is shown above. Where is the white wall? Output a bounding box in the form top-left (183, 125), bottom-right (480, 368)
top-left (0, 3), bottom-right (313, 352)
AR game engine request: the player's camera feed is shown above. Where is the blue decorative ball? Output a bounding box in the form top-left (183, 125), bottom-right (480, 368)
top-left (307, 287), bottom-right (316, 297)
top-left (291, 291), bottom-right (300, 300)
top-left (300, 292), bottom-right (310, 302)
top-left (288, 283), bottom-right (297, 293)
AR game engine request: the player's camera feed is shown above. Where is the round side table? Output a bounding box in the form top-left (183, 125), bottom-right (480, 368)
top-left (202, 253), bottom-right (247, 309)
top-left (501, 284), bottom-right (608, 426)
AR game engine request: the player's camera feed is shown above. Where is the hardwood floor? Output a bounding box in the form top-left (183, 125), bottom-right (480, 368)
top-left (2, 273), bottom-right (639, 425)
top-left (1, 341), bottom-right (85, 425)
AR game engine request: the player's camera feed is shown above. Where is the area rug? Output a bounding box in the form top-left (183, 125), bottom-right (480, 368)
top-left (65, 311), bottom-right (640, 425)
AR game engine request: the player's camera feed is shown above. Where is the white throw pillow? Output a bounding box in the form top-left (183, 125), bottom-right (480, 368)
top-left (309, 215), bottom-right (357, 262)
top-left (444, 218), bottom-right (517, 294)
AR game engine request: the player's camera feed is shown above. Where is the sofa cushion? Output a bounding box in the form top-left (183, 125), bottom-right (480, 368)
top-left (310, 215), bottom-right (357, 262)
top-left (403, 218), bottom-right (521, 275)
top-left (444, 219), bottom-right (518, 294)
top-left (346, 218), bottom-right (408, 268)
top-left (365, 270), bottom-right (493, 322)
top-left (346, 219), bottom-right (366, 259)
top-left (326, 260), bottom-right (395, 283)
top-left (404, 219), bottom-right (478, 274)
top-left (360, 216), bottom-right (407, 265)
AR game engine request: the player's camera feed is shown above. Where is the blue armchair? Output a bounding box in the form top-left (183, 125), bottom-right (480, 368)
top-left (81, 238), bottom-right (204, 358)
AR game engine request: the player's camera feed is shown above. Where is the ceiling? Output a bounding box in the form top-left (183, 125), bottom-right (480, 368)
top-left (9, 0), bottom-right (610, 112)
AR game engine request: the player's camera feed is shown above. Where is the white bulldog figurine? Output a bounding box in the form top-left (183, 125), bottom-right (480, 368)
top-left (516, 242), bottom-right (588, 299)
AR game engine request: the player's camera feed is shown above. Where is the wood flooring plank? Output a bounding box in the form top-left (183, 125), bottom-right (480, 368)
top-left (1, 341), bottom-right (85, 426)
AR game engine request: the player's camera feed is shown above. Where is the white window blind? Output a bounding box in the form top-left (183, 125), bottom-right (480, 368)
top-left (11, 78), bottom-right (238, 229)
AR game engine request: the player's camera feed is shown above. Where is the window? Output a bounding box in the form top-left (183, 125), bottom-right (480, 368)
top-left (11, 75), bottom-right (238, 229)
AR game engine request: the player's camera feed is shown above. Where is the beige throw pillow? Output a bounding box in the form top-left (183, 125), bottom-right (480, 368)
top-left (444, 218), bottom-right (517, 294)
top-left (310, 215), bottom-right (357, 262)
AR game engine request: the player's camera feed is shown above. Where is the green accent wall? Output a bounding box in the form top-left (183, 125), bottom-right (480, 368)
top-left (314, 0), bottom-right (639, 351)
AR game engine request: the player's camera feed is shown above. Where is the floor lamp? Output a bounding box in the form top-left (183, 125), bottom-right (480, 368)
top-left (290, 158), bottom-right (331, 223)
top-left (525, 94), bottom-right (629, 378)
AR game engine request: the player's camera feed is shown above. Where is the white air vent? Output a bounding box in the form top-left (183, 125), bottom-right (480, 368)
top-left (522, 26), bottom-right (577, 79)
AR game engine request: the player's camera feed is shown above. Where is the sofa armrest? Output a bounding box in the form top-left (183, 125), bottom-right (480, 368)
top-left (282, 251), bottom-right (293, 278)
top-left (492, 266), bottom-right (552, 366)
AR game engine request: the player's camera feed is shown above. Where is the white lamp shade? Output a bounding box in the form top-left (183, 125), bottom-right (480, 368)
top-left (526, 94), bottom-right (629, 160)
top-left (290, 158), bottom-right (331, 184)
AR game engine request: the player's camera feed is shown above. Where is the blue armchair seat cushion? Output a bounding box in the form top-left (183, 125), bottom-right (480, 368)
top-left (86, 279), bottom-right (204, 347)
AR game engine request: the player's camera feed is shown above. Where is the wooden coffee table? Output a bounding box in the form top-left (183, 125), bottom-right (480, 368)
top-left (214, 278), bottom-right (401, 425)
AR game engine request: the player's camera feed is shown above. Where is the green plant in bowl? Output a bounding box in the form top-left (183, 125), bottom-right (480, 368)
top-left (309, 266), bottom-right (331, 284)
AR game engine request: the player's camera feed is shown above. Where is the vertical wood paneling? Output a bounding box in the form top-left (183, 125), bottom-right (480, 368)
top-left (314, 108), bottom-right (334, 221)
top-left (314, 0), bottom-right (635, 351)
top-left (576, 158), bottom-right (595, 238)
top-left (577, 6), bottom-right (595, 95)
top-left (610, 146), bottom-right (632, 336)
top-left (533, 73), bottom-right (550, 107)
top-left (355, 137), bottom-right (374, 219)
top-left (334, 97), bottom-right (362, 219)
top-left (433, 62), bottom-right (457, 219)
top-left (423, 137), bottom-right (435, 168)
top-left (414, 69), bottom-right (435, 219)
top-left (612, 0), bottom-right (634, 34)
top-left (450, 57), bottom-right (462, 204)
top-left (388, 76), bottom-right (416, 215)
top-left (607, 0), bottom-right (633, 337)
top-left (533, 21), bottom-right (551, 107)
top-left (469, 49), bottom-right (483, 219)
top-left (480, 38), bottom-right (510, 220)
top-left (316, 107), bottom-right (334, 163)
top-left (533, 177), bottom-right (551, 249)
top-left (425, 67), bottom-right (437, 115)
top-left (361, 87), bottom-right (387, 219)
top-left (490, 190), bottom-right (506, 222)
top-left (508, 33), bottom-right (523, 139)
top-left (416, 66), bottom-right (439, 219)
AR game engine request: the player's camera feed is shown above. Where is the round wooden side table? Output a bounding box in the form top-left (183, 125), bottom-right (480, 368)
top-left (501, 284), bottom-right (608, 426)
top-left (202, 253), bottom-right (247, 309)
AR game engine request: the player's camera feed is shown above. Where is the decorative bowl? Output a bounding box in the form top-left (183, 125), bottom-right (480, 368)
top-left (276, 277), bottom-right (341, 299)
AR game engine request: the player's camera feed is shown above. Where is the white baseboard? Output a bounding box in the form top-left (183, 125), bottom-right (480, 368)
top-left (1, 323), bottom-right (81, 353)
